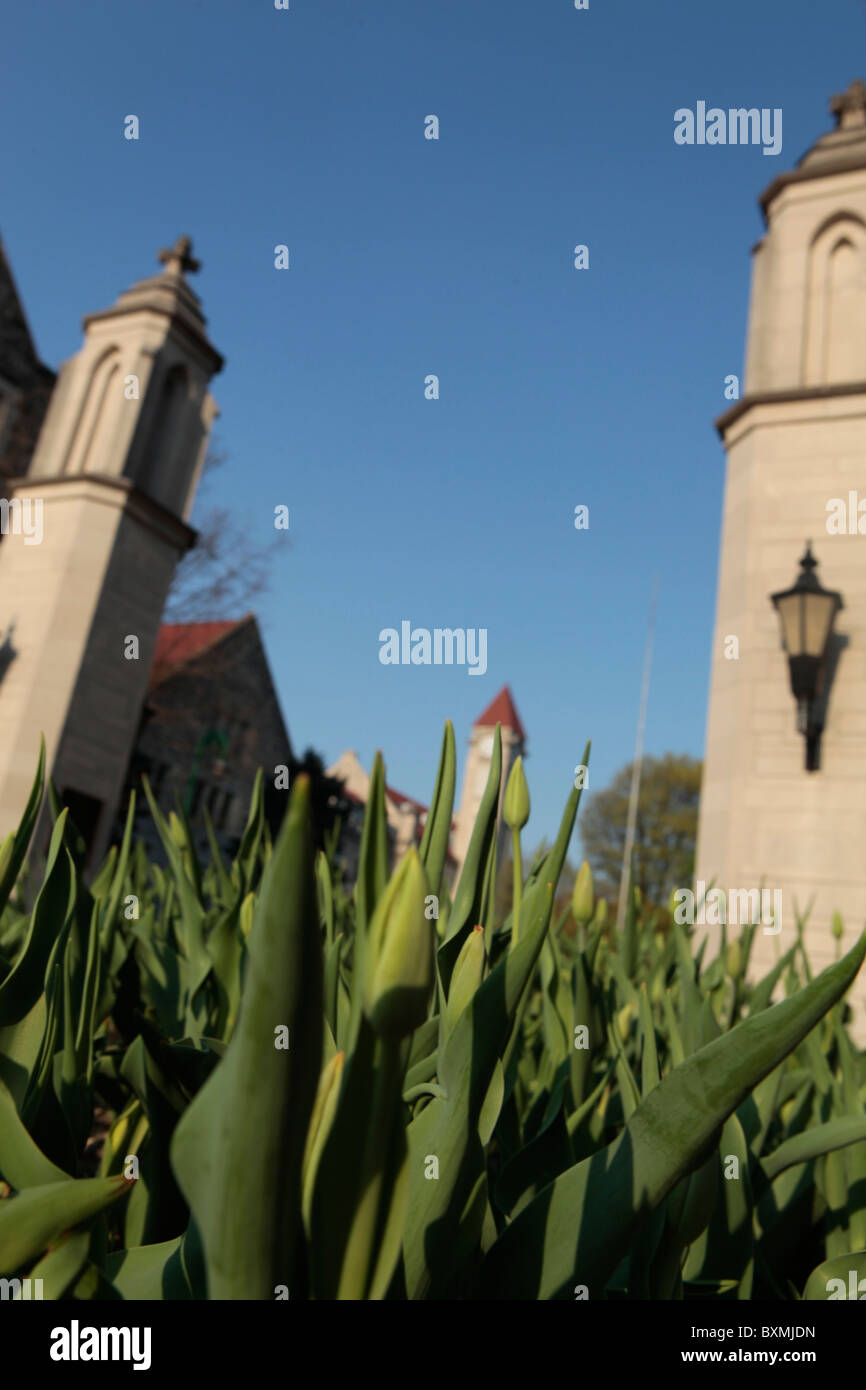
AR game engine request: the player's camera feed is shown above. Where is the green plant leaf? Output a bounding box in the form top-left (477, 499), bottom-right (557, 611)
top-left (170, 776), bottom-right (323, 1299)
top-left (0, 1175), bottom-right (132, 1274)
top-left (418, 720), bottom-right (456, 899)
top-left (0, 738), bottom-right (45, 919)
top-left (474, 931), bottom-right (866, 1299)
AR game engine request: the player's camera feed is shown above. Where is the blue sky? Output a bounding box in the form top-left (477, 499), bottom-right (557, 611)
top-left (3, 0), bottom-right (865, 851)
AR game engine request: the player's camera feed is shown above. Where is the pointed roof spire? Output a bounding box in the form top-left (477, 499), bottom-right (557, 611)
top-left (82, 234), bottom-right (223, 375)
top-left (0, 232), bottom-right (40, 368)
top-left (474, 685), bottom-right (526, 740)
top-left (760, 77), bottom-right (866, 218)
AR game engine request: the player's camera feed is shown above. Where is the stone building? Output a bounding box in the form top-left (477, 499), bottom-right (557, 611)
top-left (696, 80), bottom-right (866, 1035)
top-left (327, 683), bottom-right (526, 888)
top-left (326, 749), bottom-right (439, 886)
top-left (0, 234), bottom-right (55, 500)
top-left (120, 615), bottom-right (293, 863)
top-left (0, 232), bottom-right (223, 865)
top-left (450, 685), bottom-right (526, 877)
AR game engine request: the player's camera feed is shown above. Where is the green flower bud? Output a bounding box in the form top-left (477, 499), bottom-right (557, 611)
top-left (832, 911), bottom-right (844, 941)
top-left (593, 897), bottom-right (608, 930)
top-left (363, 849), bottom-right (434, 1039)
top-left (572, 861), bottom-right (594, 926)
top-left (168, 812), bottom-right (186, 848)
top-left (503, 756), bottom-right (530, 830)
top-left (617, 1000), bottom-right (634, 1039)
top-left (445, 925), bottom-right (486, 1033)
top-left (726, 938), bottom-right (743, 978)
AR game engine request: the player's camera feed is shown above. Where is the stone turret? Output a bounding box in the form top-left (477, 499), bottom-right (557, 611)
top-left (0, 237), bottom-right (223, 865)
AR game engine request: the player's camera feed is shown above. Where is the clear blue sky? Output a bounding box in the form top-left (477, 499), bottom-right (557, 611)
top-left (4, 0), bottom-right (865, 851)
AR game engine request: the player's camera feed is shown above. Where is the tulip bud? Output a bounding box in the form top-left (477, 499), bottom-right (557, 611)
top-left (726, 938), bottom-right (743, 978)
top-left (572, 861), bottom-right (594, 926)
top-left (168, 811), bottom-right (186, 848)
top-left (617, 1000), bottom-right (634, 1039)
top-left (832, 911), bottom-right (844, 941)
top-left (240, 891), bottom-right (255, 940)
top-left (445, 925), bottom-right (486, 1033)
top-left (593, 896), bottom-right (608, 930)
top-left (363, 848), bottom-right (434, 1039)
top-left (503, 756), bottom-right (530, 830)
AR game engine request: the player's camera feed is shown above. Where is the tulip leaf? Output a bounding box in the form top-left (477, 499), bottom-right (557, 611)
top-left (474, 932), bottom-right (866, 1298)
top-left (170, 777), bottom-right (323, 1299)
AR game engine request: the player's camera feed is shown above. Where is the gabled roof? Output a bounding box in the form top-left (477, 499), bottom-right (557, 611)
top-left (0, 232), bottom-right (45, 380)
top-left (385, 784), bottom-right (428, 814)
top-left (150, 616), bottom-right (252, 687)
top-left (473, 685), bottom-right (525, 740)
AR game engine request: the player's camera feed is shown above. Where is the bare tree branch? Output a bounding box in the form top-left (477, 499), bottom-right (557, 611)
top-left (164, 437), bottom-right (282, 623)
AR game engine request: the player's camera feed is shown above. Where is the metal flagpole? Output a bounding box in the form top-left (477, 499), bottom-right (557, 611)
top-left (615, 574), bottom-right (660, 935)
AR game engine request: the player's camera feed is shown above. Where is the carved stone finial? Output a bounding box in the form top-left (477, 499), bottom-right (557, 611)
top-left (829, 79), bottom-right (866, 130)
top-left (157, 235), bottom-right (201, 277)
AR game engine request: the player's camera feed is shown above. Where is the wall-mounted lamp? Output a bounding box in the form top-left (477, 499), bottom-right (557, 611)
top-left (770, 542), bottom-right (843, 772)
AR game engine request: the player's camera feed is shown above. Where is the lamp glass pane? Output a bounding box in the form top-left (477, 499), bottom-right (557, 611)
top-left (774, 592), bottom-right (804, 655)
top-left (803, 591), bottom-right (836, 658)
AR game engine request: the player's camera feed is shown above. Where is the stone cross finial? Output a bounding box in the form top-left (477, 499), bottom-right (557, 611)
top-left (829, 79), bottom-right (866, 130)
top-left (157, 235), bottom-right (201, 277)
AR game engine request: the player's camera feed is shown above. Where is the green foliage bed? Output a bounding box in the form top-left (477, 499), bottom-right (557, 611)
top-left (0, 728), bottom-right (864, 1300)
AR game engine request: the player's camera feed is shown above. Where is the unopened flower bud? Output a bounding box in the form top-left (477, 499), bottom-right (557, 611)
top-left (726, 938), bottom-right (743, 978)
top-left (572, 861), bottom-right (594, 926)
top-left (445, 925), bottom-right (486, 1033)
top-left (503, 757), bottom-right (530, 831)
top-left (363, 849), bottom-right (434, 1039)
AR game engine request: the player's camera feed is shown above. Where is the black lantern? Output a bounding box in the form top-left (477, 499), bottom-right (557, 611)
top-left (770, 543), bottom-right (843, 771)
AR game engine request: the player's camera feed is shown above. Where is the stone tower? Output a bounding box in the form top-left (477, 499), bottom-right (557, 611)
top-left (695, 81), bottom-right (866, 1033)
top-left (0, 237), bottom-right (223, 866)
top-left (452, 685), bottom-right (525, 879)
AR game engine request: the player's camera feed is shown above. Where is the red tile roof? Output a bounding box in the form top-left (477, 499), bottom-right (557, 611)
top-left (386, 785), bottom-right (428, 814)
top-left (150, 618), bottom-right (250, 687)
top-left (473, 685), bottom-right (525, 739)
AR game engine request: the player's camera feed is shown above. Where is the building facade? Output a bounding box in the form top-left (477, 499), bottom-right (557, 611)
top-left (0, 234), bottom-right (223, 865)
top-left (121, 615), bottom-right (293, 864)
top-left (696, 80), bottom-right (866, 1035)
top-left (0, 235), bottom-right (55, 499)
top-left (327, 684), bottom-right (526, 888)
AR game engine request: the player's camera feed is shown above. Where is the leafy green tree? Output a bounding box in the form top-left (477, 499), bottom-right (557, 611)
top-left (580, 754), bottom-right (702, 911)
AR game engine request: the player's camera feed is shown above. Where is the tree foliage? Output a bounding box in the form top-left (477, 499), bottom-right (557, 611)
top-left (580, 753), bottom-right (702, 910)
